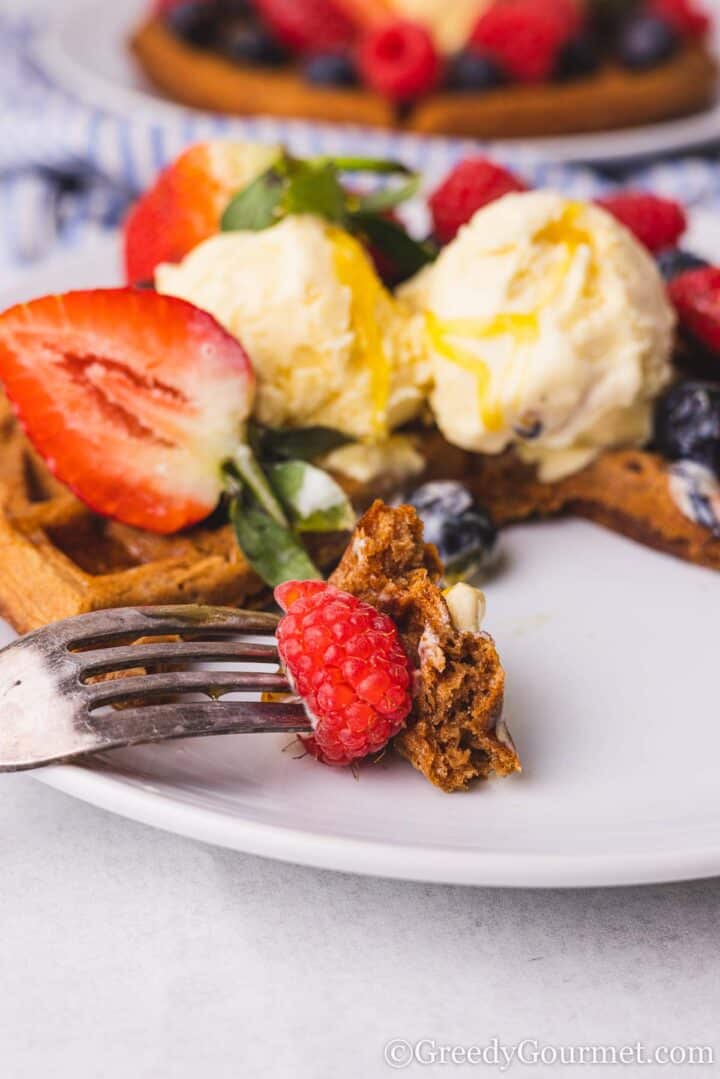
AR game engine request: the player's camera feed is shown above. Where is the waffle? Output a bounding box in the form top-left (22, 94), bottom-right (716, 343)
top-left (131, 18), bottom-right (717, 138)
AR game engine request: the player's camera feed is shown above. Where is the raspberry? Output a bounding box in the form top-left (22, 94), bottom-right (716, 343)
top-left (275, 581), bottom-right (414, 767)
top-left (358, 20), bottom-right (441, 102)
top-left (429, 157), bottom-right (528, 245)
top-left (595, 191), bottom-right (687, 253)
top-left (648, 0), bottom-right (711, 38)
top-left (254, 0), bottom-right (357, 54)
top-left (470, 0), bottom-right (581, 84)
top-left (669, 267), bottom-right (720, 355)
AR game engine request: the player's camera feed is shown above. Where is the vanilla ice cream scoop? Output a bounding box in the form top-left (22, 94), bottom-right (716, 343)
top-left (401, 191), bottom-right (675, 481)
top-left (156, 215), bottom-right (428, 443)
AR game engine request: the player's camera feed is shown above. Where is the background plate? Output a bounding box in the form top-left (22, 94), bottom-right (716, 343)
top-left (33, 0), bottom-right (720, 166)
top-left (2, 212), bottom-right (720, 888)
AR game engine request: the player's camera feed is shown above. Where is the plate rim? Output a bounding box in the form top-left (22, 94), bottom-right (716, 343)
top-left (31, 0), bottom-right (720, 167)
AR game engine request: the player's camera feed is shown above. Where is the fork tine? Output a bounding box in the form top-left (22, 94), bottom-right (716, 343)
top-left (85, 670), bottom-right (291, 707)
top-left (76, 639), bottom-right (280, 677)
top-left (84, 700), bottom-right (312, 754)
top-left (53, 606), bottom-right (280, 649)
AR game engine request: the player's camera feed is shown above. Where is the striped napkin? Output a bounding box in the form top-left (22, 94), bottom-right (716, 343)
top-left (2, 11), bottom-right (720, 276)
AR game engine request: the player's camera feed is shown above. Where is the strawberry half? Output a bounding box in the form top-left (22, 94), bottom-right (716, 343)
top-left (123, 141), bottom-right (279, 284)
top-left (0, 289), bottom-right (255, 534)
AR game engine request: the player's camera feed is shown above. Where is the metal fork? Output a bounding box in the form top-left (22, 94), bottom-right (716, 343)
top-left (0, 605), bottom-right (311, 772)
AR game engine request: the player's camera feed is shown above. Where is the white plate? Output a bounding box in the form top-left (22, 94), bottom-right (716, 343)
top-left (2, 215), bottom-right (720, 889)
top-left (33, 0), bottom-right (720, 166)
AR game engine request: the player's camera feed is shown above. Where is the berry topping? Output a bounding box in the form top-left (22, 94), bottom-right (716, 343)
top-left (163, 1), bottom-right (217, 46)
top-left (648, 0), bottom-right (711, 38)
top-left (656, 247), bottom-right (709, 281)
top-left (470, 0), bottom-right (582, 84)
top-left (221, 23), bottom-right (288, 65)
top-left (0, 289), bottom-right (254, 533)
top-left (654, 381), bottom-right (720, 477)
top-left (595, 191), bottom-right (687, 253)
top-left (275, 581), bottom-right (414, 767)
top-left (358, 19), bottom-right (441, 102)
top-left (123, 141), bottom-right (278, 283)
top-left (407, 481), bottom-right (498, 582)
top-left (253, 0), bottom-right (357, 54)
top-left (555, 30), bottom-right (601, 80)
top-left (429, 157), bottom-right (528, 245)
top-left (303, 50), bottom-right (358, 86)
top-left (446, 50), bottom-right (505, 92)
top-left (669, 266), bottom-right (720, 355)
top-left (617, 12), bottom-right (679, 70)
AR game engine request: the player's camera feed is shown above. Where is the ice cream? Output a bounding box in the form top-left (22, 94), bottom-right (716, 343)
top-left (156, 215), bottom-right (429, 444)
top-left (401, 191), bottom-right (675, 481)
top-left (388, 0), bottom-right (490, 52)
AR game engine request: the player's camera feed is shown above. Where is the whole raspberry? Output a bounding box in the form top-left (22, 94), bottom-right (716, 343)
top-left (254, 0), bottom-right (357, 54)
top-left (669, 266), bottom-right (720, 355)
top-left (429, 157), bottom-right (528, 245)
top-left (648, 0), bottom-right (711, 38)
top-left (470, 0), bottom-right (582, 84)
top-left (358, 19), bottom-right (441, 102)
top-left (275, 581), bottom-right (414, 767)
top-left (595, 191), bottom-right (687, 253)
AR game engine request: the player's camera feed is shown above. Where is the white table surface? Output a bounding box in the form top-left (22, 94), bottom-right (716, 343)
top-left (1, 776), bottom-right (718, 1078)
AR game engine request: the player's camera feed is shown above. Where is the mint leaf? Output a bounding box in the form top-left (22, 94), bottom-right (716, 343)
top-left (221, 170), bottom-right (284, 232)
top-left (354, 175), bottom-right (420, 215)
top-left (252, 424), bottom-right (352, 462)
top-left (314, 156), bottom-right (413, 176)
top-left (226, 444), bottom-right (286, 525)
top-left (351, 212), bottom-right (437, 281)
top-left (229, 492), bottom-right (322, 587)
top-left (269, 461), bottom-right (355, 533)
top-left (283, 162), bottom-right (348, 226)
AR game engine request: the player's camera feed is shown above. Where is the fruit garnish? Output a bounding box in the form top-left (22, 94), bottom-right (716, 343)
top-left (303, 51), bottom-right (359, 86)
top-left (123, 141), bottom-right (280, 283)
top-left (0, 289), bottom-right (255, 534)
top-left (253, 0), bottom-right (357, 53)
top-left (648, 0), bottom-right (710, 38)
top-left (357, 19), bottom-right (442, 102)
top-left (470, 0), bottom-right (582, 84)
top-left (0, 288), bottom-right (356, 586)
top-left (446, 50), bottom-right (506, 92)
top-left (407, 481), bottom-right (498, 583)
top-left (669, 266), bottom-right (720, 356)
top-left (654, 381), bottom-right (720, 477)
top-left (275, 581), bottom-right (413, 766)
top-left (428, 157), bottom-right (528, 245)
top-left (656, 248), bottom-right (708, 281)
top-left (617, 11), bottom-right (678, 69)
top-left (596, 191), bottom-right (687, 253)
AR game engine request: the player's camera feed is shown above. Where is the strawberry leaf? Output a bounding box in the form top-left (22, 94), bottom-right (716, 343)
top-left (269, 460), bottom-right (355, 533)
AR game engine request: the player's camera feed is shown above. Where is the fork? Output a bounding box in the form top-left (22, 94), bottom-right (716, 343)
top-left (0, 605), bottom-right (312, 772)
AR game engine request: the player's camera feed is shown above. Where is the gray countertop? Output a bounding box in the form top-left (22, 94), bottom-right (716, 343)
top-left (1, 776), bottom-right (718, 1078)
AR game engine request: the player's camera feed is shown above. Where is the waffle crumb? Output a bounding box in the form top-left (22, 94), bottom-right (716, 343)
top-left (330, 501), bottom-right (520, 792)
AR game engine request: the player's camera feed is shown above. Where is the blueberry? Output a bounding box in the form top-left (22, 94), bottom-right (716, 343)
top-left (446, 50), bottom-right (505, 92)
top-left (221, 22), bottom-right (288, 66)
top-left (303, 52), bottom-right (358, 87)
top-left (618, 13), bottom-right (678, 70)
top-left (407, 481), bottom-right (498, 582)
top-left (555, 32), bottom-right (600, 81)
top-left (654, 381), bottom-right (720, 476)
top-left (656, 248), bottom-right (709, 282)
top-left (165, 1), bottom-right (218, 48)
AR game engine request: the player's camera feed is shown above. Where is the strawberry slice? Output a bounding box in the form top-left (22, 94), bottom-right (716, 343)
top-left (0, 289), bottom-right (255, 534)
top-left (123, 141), bottom-right (279, 284)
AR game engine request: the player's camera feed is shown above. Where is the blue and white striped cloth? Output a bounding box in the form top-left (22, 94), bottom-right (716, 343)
top-left (3, 11), bottom-right (720, 276)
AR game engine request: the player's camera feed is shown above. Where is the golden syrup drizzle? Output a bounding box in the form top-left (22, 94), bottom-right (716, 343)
top-left (428, 202), bottom-right (593, 432)
top-left (329, 227), bottom-right (392, 438)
